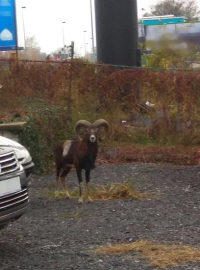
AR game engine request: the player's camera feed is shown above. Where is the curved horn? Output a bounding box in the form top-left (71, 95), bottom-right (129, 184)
top-left (93, 119), bottom-right (110, 131)
top-left (75, 120), bottom-right (92, 138)
top-left (93, 119), bottom-right (110, 139)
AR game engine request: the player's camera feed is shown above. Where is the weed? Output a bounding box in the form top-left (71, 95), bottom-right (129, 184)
top-left (58, 209), bottom-right (88, 219)
top-left (16, 234), bottom-right (23, 242)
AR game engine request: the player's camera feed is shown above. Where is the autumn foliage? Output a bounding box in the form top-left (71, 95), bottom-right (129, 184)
top-left (0, 58), bottom-right (200, 172)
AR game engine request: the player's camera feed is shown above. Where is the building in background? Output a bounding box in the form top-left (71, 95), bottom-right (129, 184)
top-left (139, 15), bottom-right (200, 51)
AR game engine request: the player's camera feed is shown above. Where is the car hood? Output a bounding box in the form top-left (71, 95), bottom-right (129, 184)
top-left (0, 136), bottom-right (29, 160)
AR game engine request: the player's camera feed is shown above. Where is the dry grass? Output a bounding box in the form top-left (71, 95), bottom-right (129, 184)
top-left (41, 183), bottom-right (148, 201)
top-left (58, 209), bottom-right (88, 219)
top-left (93, 240), bottom-right (200, 268)
top-left (91, 183), bottom-right (148, 200)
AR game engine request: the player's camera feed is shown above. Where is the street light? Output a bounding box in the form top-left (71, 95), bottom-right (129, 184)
top-left (62, 21), bottom-right (66, 48)
top-left (86, 43), bottom-right (89, 54)
top-left (90, 37), bottom-right (93, 53)
top-left (62, 22), bottom-right (66, 59)
top-left (83, 30), bottom-right (87, 57)
top-left (90, 0), bottom-right (95, 62)
top-left (80, 47), bottom-right (83, 57)
top-left (21, 6), bottom-right (26, 58)
top-left (61, 46), bottom-right (67, 60)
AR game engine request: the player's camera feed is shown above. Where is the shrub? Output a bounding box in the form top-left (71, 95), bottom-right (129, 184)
top-left (0, 59), bottom-right (200, 172)
top-left (14, 101), bottom-right (72, 174)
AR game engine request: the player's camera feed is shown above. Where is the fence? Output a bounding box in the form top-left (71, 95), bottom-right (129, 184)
top-left (0, 58), bottom-right (200, 124)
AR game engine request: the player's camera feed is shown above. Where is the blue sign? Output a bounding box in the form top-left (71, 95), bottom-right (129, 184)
top-left (140, 17), bottom-right (185, 26)
top-left (0, 0), bottom-right (17, 51)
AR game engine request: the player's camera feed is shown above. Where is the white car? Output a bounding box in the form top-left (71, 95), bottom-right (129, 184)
top-left (0, 148), bottom-right (29, 229)
top-left (0, 136), bottom-right (34, 179)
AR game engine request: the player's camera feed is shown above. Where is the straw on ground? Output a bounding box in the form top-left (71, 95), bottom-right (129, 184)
top-left (93, 240), bottom-right (200, 268)
top-left (42, 183), bottom-right (148, 201)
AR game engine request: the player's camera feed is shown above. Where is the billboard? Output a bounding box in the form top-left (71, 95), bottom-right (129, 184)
top-left (0, 0), bottom-right (17, 51)
top-left (139, 22), bottom-right (200, 51)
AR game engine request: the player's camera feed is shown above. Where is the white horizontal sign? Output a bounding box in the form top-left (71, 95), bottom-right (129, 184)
top-left (0, 177), bottom-right (21, 197)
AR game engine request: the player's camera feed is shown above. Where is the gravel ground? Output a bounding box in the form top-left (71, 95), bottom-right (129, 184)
top-left (1, 163), bottom-right (200, 270)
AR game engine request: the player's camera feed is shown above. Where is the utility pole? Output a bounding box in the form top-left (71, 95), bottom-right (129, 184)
top-left (67, 41), bottom-right (74, 124)
top-left (22, 6), bottom-right (26, 59)
top-left (90, 0), bottom-right (95, 62)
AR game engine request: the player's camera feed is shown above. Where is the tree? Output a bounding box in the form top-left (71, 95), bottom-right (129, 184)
top-left (143, 0), bottom-right (200, 21)
top-left (18, 36), bottom-right (42, 60)
top-left (25, 36), bottom-right (41, 60)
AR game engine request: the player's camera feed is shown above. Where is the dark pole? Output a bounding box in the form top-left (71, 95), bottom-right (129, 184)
top-left (95, 0), bottom-right (140, 67)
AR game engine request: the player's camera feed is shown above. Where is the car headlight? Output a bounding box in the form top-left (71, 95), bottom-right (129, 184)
top-left (22, 149), bottom-right (32, 163)
top-left (9, 146), bottom-right (32, 165)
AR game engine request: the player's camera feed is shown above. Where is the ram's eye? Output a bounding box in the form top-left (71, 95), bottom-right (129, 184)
top-left (95, 128), bottom-right (98, 132)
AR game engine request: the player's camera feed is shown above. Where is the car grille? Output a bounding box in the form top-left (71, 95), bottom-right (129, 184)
top-left (0, 188), bottom-right (29, 212)
top-left (0, 151), bottom-right (20, 176)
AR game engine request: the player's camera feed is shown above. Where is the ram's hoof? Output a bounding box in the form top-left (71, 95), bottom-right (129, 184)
top-left (78, 197), bottom-right (83, 203)
top-left (55, 191), bottom-right (59, 198)
top-left (87, 196), bottom-right (93, 203)
top-left (65, 192), bottom-right (71, 199)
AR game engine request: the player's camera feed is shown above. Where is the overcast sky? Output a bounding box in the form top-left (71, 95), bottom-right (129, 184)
top-left (15, 0), bottom-right (199, 55)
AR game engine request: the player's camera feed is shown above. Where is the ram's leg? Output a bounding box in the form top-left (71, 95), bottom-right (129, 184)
top-left (76, 169), bottom-right (84, 203)
top-left (55, 166), bottom-right (62, 197)
top-left (85, 170), bottom-right (92, 202)
top-left (55, 177), bottom-right (59, 197)
top-left (60, 167), bottom-right (71, 198)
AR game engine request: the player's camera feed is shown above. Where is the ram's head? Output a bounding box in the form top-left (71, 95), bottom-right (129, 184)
top-left (75, 119), bottom-right (110, 142)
